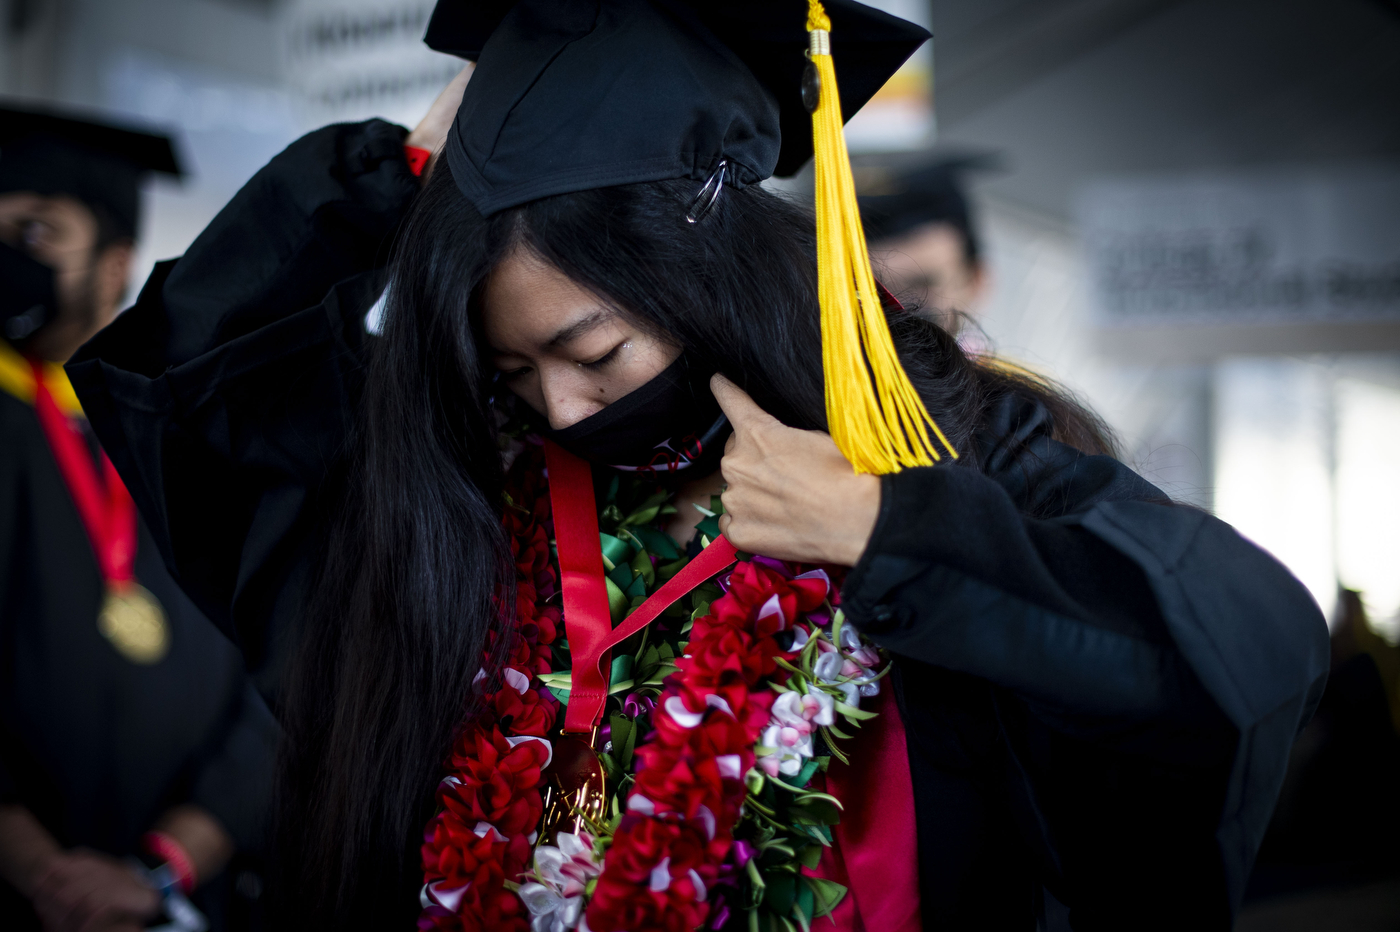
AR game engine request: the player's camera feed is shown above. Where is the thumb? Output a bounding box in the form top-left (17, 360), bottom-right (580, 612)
top-left (710, 374), bottom-right (778, 433)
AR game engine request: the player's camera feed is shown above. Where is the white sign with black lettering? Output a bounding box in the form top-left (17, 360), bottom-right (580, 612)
top-left (281, 0), bottom-right (464, 129)
top-left (1078, 169), bottom-right (1400, 328)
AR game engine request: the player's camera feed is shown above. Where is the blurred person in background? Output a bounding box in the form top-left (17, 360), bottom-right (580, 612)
top-left (1249, 589), bottom-right (1400, 896)
top-left (0, 106), bottom-right (278, 932)
top-left (859, 157), bottom-right (989, 335)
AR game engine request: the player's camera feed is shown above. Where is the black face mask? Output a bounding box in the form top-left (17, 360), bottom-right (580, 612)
top-left (541, 355), bottom-right (731, 476)
top-left (1, 240), bottom-right (59, 342)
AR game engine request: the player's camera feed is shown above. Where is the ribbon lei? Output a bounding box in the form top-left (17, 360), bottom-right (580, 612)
top-left (29, 359), bottom-right (138, 589)
top-left (805, 0), bottom-right (956, 474)
top-left (543, 440), bottom-right (737, 734)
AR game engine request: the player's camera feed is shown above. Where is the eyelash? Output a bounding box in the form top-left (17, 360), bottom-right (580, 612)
top-left (580, 343), bottom-right (624, 371)
top-left (498, 342), bottom-right (626, 379)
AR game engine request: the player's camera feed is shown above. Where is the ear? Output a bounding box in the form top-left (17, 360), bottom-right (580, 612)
top-left (93, 239), bottom-right (136, 323)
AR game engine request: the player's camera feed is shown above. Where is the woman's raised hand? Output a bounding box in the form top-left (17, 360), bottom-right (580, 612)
top-left (711, 375), bottom-right (881, 568)
top-left (405, 64), bottom-right (475, 183)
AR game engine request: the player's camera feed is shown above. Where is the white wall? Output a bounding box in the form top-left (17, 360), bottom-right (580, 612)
top-left (974, 191), bottom-right (1400, 631)
top-left (973, 194), bottom-right (1216, 509)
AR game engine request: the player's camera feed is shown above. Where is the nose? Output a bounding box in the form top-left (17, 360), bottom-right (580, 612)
top-left (538, 366), bottom-right (607, 431)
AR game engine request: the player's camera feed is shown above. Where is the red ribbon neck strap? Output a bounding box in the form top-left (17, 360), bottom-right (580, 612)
top-left (544, 440), bottom-right (612, 734)
top-left (543, 440), bottom-right (738, 734)
top-left (29, 359), bottom-right (137, 587)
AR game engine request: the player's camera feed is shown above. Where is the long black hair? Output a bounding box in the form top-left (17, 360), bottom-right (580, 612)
top-left (274, 163), bottom-right (1115, 929)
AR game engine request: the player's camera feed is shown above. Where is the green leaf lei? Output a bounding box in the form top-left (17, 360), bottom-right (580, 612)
top-left (525, 465), bottom-right (885, 931)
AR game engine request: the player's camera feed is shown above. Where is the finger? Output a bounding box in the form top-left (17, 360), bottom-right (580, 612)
top-left (717, 512), bottom-right (750, 551)
top-left (717, 451), bottom-right (737, 488)
top-left (103, 875), bottom-right (160, 918)
top-left (47, 856), bottom-right (114, 932)
top-left (71, 881), bottom-right (143, 932)
top-left (75, 899), bottom-right (114, 932)
top-left (77, 892), bottom-right (157, 932)
top-left (55, 878), bottom-right (105, 932)
top-left (31, 859), bottom-right (65, 900)
top-left (710, 375), bottom-right (778, 433)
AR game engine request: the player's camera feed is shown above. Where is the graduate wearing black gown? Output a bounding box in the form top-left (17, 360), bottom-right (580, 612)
top-left (0, 106), bottom-right (278, 931)
top-left (65, 2), bottom-right (1328, 929)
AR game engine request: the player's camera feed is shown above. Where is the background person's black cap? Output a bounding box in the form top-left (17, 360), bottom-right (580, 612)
top-left (0, 103), bottom-right (183, 238)
top-left (424, 0), bottom-right (930, 217)
top-left (856, 153), bottom-right (999, 265)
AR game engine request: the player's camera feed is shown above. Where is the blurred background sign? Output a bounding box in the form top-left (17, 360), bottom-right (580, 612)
top-left (280, 0), bottom-right (463, 128)
top-left (1080, 169), bottom-right (1400, 359)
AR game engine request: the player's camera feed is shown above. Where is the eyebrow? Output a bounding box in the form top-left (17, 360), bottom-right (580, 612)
top-left (544, 308), bottom-right (614, 348)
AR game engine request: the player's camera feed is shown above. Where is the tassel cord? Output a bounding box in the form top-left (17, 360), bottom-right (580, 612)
top-left (806, 0), bottom-right (957, 473)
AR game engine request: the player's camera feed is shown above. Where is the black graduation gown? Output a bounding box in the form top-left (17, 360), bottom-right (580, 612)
top-left (66, 120), bottom-right (1330, 931)
top-left (0, 372), bottom-right (279, 925)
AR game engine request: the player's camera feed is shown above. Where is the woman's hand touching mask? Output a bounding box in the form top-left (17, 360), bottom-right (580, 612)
top-left (711, 375), bottom-right (880, 568)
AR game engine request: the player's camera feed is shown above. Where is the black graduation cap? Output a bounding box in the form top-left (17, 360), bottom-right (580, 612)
top-left (856, 152), bottom-right (1001, 262)
top-left (424, 0), bottom-right (929, 217)
top-left (0, 103), bottom-right (183, 238)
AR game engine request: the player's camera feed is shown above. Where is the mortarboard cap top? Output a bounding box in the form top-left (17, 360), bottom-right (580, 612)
top-left (425, 0), bottom-right (929, 217)
top-left (0, 102), bottom-right (183, 238)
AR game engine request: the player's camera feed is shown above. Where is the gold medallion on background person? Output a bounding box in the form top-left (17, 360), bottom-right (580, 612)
top-left (98, 583), bottom-right (169, 664)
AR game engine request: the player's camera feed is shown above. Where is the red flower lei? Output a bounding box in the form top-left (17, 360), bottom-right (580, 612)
top-left (419, 448), bottom-right (561, 932)
top-left (586, 560), bottom-right (829, 932)
top-left (420, 444), bottom-right (862, 932)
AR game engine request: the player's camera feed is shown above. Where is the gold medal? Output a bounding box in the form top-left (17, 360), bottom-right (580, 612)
top-left (538, 733), bottom-right (609, 846)
top-left (98, 583), bottom-right (169, 664)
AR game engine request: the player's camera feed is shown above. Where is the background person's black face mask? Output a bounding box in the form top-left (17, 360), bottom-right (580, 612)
top-left (541, 355), bottom-right (730, 476)
top-left (0, 240), bottom-right (59, 342)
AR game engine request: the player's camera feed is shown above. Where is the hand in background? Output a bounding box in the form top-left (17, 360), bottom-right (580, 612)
top-left (152, 804), bottom-right (234, 887)
top-left (30, 849), bottom-right (159, 932)
top-left (404, 64), bottom-right (475, 183)
top-left (0, 803), bottom-right (235, 932)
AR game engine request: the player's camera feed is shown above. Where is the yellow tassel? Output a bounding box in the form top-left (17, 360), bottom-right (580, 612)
top-left (806, 0), bottom-right (956, 473)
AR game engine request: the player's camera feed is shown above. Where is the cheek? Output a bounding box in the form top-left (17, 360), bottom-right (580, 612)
top-left (621, 334), bottom-right (682, 386)
top-left (533, 363), bottom-right (611, 430)
top-left (530, 338), bottom-right (681, 431)
top-left (53, 265), bottom-right (93, 312)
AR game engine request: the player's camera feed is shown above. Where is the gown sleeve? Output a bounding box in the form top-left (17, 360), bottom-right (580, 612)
top-left (840, 393), bottom-right (1330, 924)
top-left (66, 119), bottom-right (420, 705)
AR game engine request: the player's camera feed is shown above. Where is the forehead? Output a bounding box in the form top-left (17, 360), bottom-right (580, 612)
top-left (875, 222), bottom-right (970, 273)
top-left (0, 191), bottom-right (94, 221)
top-left (482, 248), bottom-right (618, 351)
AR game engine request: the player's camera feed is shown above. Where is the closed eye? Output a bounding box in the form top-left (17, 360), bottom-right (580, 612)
top-left (579, 343), bottom-right (624, 371)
